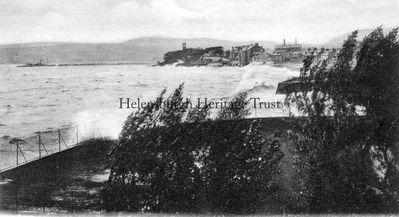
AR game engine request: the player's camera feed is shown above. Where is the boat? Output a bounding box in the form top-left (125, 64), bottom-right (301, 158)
top-left (17, 60), bottom-right (50, 67)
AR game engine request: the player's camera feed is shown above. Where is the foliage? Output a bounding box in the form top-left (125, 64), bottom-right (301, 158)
top-left (204, 46), bottom-right (224, 57)
top-left (103, 84), bottom-right (283, 213)
top-left (287, 27), bottom-right (399, 213)
top-left (216, 92), bottom-right (250, 120)
top-left (203, 119), bottom-right (283, 213)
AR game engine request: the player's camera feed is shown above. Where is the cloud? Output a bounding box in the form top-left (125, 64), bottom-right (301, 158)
top-left (0, 0), bottom-right (398, 44)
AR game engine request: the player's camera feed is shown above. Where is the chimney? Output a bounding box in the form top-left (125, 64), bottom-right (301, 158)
top-left (283, 39), bottom-right (286, 46)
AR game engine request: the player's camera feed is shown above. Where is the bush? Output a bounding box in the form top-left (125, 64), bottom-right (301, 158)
top-left (287, 27), bottom-right (399, 213)
top-left (103, 85), bottom-right (283, 213)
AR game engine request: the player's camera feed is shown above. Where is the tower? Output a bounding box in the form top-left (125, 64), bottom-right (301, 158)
top-left (182, 43), bottom-right (186, 51)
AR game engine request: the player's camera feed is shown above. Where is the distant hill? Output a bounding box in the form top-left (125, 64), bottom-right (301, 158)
top-left (124, 36), bottom-right (276, 50)
top-left (0, 37), bottom-right (276, 65)
top-left (322, 28), bottom-right (393, 48)
top-left (2, 28), bottom-right (395, 65)
top-left (0, 42), bottom-right (166, 64)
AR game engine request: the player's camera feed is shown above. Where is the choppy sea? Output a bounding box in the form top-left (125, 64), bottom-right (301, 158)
top-left (0, 63), bottom-right (299, 169)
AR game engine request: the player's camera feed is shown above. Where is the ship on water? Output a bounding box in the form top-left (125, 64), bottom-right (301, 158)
top-left (18, 59), bottom-right (50, 67)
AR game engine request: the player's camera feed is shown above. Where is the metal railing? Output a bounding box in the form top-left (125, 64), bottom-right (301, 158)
top-left (0, 125), bottom-right (86, 173)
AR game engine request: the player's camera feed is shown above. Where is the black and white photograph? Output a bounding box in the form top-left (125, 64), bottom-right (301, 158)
top-left (0, 0), bottom-right (398, 216)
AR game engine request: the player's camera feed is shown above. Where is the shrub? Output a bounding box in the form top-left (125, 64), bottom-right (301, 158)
top-left (103, 85), bottom-right (283, 213)
top-left (287, 27), bottom-right (399, 213)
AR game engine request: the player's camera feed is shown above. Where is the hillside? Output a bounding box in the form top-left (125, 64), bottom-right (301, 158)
top-left (322, 28), bottom-right (393, 48)
top-left (1, 28), bottom-right (393, 65)
top-left (0, 37), bottom-right (276, 65)
top-left (124, 36), bottom-right (276, 50)
top-left (0, 42), bottom-right (166, 64)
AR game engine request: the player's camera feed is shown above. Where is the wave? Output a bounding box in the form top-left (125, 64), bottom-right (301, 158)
top-left (0, 105), bottom-right (15, 115)
top-left (0, 64), bottom-right (301, 143)
top-left (232, 64), bottom-right (299, 96)
top-left (128, 82), bottom-right (149, 88)
top-left (245, 82), bottom-right (275, 94)
top-left (72, 109), bottom-right (129, 139)
top-left (233, 66), bottom-right (275, 95)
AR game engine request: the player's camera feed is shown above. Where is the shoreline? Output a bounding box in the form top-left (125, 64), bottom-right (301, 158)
top-left (12, 61), bottom-right (303, 70)
top-left (16, 62), bottom-right (151, 67)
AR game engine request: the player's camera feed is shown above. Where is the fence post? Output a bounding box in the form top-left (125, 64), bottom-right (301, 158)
top-left (38, 132), bottom-right (41, 158)
top-left (16, 141), bottom-right (18, 166)
top-left (58, 130), bottom-right (61, 151)
top-left (76, 125), bottom-right (79, 144)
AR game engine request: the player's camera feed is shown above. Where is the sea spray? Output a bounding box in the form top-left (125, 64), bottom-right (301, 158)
top-left (231, 64), bottom-right (298, 117)
top-left (72, 109), bottom-right (130, 140)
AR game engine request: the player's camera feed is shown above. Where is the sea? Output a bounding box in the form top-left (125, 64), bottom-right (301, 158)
top-left (0, 63), bottom-right (300, 169)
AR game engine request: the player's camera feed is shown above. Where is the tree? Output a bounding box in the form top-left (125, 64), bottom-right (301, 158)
top-left (287, 27), bottom-right (399, 213)
top-left (203, 119), bottom-right (283, 213)
top-left (216, 92), bottom-right (250, 120)
top-left (104, 86), bottom-right (284, 213)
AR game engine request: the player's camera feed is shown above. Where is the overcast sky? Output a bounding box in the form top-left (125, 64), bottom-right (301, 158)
top-left (0, 0), bottom-right (398, 44)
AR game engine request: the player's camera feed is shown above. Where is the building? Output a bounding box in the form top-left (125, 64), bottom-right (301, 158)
top-left (229, 43), bottom-right (265, 66)
top-left (200, 56), bottom-right (231, 66)
top-left (223, 50), bottom-right (231, 59)
top-left (274, 39), bottom-right (302, 53)
top-left (238, 47), bottom-right (249, 66)
top-left (271, 39), bottom-right (304, 63)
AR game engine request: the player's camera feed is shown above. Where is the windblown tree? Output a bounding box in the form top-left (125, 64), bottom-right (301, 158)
top-left (287, 27), bottom-right (399, 213)
top-left (103, 84), bottom-right (283, 213)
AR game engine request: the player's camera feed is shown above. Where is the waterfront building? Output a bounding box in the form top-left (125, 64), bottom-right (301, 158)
top-left (274, 39), bottom-right (302, 53)
top-left (200, 56), bottom-right (230, 66)
top-left (271, 39), bottom-right (303, 63)
top-left (229, 43), bottom-right (265, 66)
top-left (253, 51), bottom-right (274, 64)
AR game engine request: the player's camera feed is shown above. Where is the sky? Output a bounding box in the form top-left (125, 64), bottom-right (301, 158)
top-left (0, 0), bottom-right (398, 44)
